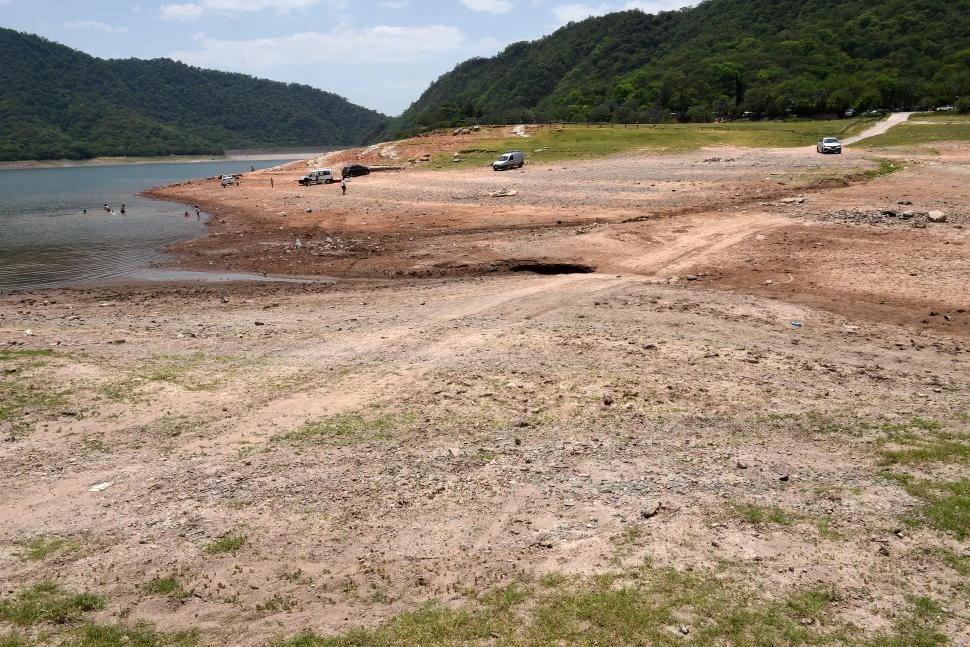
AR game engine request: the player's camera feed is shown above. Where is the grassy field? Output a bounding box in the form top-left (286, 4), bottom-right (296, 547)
top-left (430, 118), bottom-right (872, 169)
top-left (864, 113), bottom-right (970, 148)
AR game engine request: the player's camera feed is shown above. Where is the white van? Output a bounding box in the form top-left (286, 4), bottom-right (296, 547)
top-left (492, 150), bottom-right (524, 171)
top-left (297, 168), bottom-right (334, 185)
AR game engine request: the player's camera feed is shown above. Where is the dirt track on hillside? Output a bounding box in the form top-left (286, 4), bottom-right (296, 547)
top-left (2, 127), bottom-right (969, 645)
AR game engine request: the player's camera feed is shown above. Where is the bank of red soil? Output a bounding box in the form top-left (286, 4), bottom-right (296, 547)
top-left (144, 132), bottom-right (970, 339)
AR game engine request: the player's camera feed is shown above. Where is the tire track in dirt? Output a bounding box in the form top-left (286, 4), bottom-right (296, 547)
top-left (192, 273), bottom-right (636, 453)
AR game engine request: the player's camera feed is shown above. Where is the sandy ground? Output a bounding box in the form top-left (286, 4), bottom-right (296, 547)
top-left (2, 126), bottom-right (969, 645)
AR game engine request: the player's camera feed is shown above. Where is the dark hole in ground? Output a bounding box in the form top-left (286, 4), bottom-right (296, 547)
top-left (509, 263), bottom-right (595, 275)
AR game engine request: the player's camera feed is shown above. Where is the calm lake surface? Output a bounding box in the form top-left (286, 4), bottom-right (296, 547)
top-left (0, 159), bottom-right (295, 291)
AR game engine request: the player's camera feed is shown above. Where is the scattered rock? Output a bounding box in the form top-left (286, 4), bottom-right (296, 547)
top-left (641, 500), bottom-right (662, 519)
top-left (490, 188), bottom-right (518, 197)
top-left (927, 210), bottom-right (947, 223)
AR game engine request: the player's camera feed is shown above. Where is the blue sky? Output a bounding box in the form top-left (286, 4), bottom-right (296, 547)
top-left (2, 0), bottom-right (695, 116)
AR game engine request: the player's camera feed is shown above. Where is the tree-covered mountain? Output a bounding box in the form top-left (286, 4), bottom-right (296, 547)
top-left (391, 0), bottom-right (970, 134)
top-left (0, 28), bottom-right (389, 161)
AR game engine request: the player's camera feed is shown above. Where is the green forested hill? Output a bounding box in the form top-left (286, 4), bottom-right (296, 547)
top-left (0, 28), bottom-right (389, 161)
top-left (391, 0), bottom-right (970, 134)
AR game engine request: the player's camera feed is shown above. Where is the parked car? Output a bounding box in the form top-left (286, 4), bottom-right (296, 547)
top-left (492, 150), bottom-right (524, 170)
top-left (816, 137), bottom-right (842, 154)
top-left (297, 168), bottom-right (334, 185)
top-left (341, 164), bottom-right (370, 178)
top-left (220, 174), bottom-right (240, 187)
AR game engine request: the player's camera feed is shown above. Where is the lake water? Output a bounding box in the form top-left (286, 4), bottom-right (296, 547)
top-left (0, 159), bottom-right (296, 291)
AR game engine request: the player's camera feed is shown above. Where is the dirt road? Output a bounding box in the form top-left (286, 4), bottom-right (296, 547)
top-left (842, 111), bottom-right (914, 145)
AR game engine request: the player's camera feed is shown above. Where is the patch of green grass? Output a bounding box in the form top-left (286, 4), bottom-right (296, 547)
top-left (0, 581), bottom-right (103, 626)
top-left (265, 567), bottom-right (953, 646)
top-left (882, 473), bottom-right (969, 540)
top-left (862, 157), bottom-right (903, 179)
top-left (143, 352), bottom-right (236, 391)
top-left (0, 632), bottom-right (28, 647)
top-left (72, 621), bottom-right (199, 647)
top-left (96, 379), bottom-right (145, 404)
top-left (279, 412), bottom-right (415, 446)
top-left (0, 581), bottom-right (199, 647)
top-left (0, 349), bottom-right (55, 360)
top-left (865, 596), bottom-right (948, 647)
top-left (876, 418), bottom-right (968, 467)
top-left (141, 575), bottom-right (191, 602)
top-left (815, 515), bottom-right (845, 541)
top-left (267, 569), bottom-right (860, 647)
top-left (938, 549), bottom-right (970, 576)
top-left (729, 501), bottom-right (794, 526)
top-left (864, 116), bottom-right (970, 148)
top-left (16, 536), bottom-right (76, 561)
top-left (427, 120), bottom-right (856, 169)
top-left (0, 377), bottom-right (69, 425)
top-left (876, 417), bottom-right (943, 434)
top-left (203, 535), bottom-right (246, 555)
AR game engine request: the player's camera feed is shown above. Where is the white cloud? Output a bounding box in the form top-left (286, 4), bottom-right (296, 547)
top-left (160, 3), bottom-right (206, 21)
top-left (160, 0), bottom-right (327, 20)
top-left (551, 0), bottom-right (692, 24)
top-left (64, 20), bottom-right (130, 33)
top-left (171, 25), bottom-right (477, 70)
top-left (201, 0), bottom-right (323, 11)
top-left (551, 3), bottom-right (611, 23)
top-left (379, 0), bottom-right (409, 7)
top-left (460, 0), bottom-right (514, 13)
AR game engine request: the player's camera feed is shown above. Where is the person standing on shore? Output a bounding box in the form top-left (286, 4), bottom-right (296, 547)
top-left (120, 204), bottom-right (126, 215)
top-left (341, 177), bottom-right (347, 195)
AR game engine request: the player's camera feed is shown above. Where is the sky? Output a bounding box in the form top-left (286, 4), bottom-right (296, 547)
top-left (2, 0), bottom-right (696, 116)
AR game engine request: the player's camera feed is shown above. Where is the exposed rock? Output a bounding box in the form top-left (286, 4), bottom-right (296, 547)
top-left (641, 500), bottom-right (662, 519)
top-left (928, 210), bottom-right (947, 223)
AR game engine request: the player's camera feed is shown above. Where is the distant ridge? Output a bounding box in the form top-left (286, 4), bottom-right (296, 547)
top-left (389, 0), bottom-right (970, 135)
top-left (0, 28), bottom-right (389, 162)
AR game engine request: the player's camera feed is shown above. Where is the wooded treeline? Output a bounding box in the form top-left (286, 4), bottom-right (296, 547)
top-left (390, 0), bottom-right (970, 136)
top-left (0, 28), bottom-right (389, 161)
